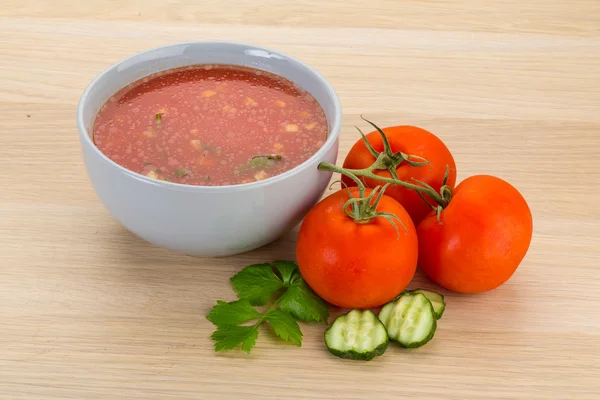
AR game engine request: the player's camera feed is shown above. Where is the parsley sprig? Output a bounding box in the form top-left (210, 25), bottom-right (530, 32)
top-left (206, 260), bottom-right (329, 353)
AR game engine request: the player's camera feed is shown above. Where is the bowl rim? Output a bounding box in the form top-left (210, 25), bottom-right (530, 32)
top-left (76, 40), bottom-right (342, 193)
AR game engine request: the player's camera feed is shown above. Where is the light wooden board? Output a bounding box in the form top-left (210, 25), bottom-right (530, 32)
top-left (1, 1), bottom-right (599, 399)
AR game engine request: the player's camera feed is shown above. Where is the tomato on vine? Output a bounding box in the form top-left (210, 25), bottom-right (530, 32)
top-left (318, 118), bottom-right (533, 295)
top-left (341, 117), bottom-right (456, 225)
top-left (417, 175), bottom-right (533, 293)
top-left (296, 185), bottom-right (418, 309)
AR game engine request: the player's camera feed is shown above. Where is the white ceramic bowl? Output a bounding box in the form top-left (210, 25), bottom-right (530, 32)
top-left (77, 41), bottom-right (342, 257)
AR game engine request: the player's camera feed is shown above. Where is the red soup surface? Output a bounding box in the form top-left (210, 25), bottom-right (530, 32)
top-left (93, 64), bottom-right (328, 186)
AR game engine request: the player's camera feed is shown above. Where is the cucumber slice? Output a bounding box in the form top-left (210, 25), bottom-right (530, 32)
top-left (378, 292), bottom-right (437, 348)
top-left (324, 309), bottom-right (389, 361)
top-left (410, 289), bottom-right (446, 319)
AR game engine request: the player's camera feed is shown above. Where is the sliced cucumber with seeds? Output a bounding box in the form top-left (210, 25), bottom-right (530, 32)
top-left (378, 292), bottom-right (436, 348)
top-left (324, 309), bottom-right (388, 361)
top-left (410, 289), bottom-right (446, 319)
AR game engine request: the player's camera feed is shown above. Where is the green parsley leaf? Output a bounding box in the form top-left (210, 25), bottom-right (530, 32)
top-left (230, 263), bottom-right (284, 306)
top-left (206, 299), bottom-right (261, 326)
top-left (265, 310), bottom-right (303, 346)
top-left (211, 325), bottom-right (258, 353)
top-left (272, 260), bottom-right (300, 285)
top-left (279, 280), bottom-right (329, 323)
top-left (209, 260), bottom-right (329, 354)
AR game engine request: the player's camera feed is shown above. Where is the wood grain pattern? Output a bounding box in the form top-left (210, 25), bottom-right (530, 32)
top-left (1, 1), bottom-right (599, 399)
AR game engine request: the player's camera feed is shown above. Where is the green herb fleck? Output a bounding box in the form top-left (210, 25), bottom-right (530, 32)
top-left (175, 168), bottom-right (188, 177)
top-left (207, 260), bottom-right (328, 354)
top-left (249, 157), bottom-right (268, 168)
top-left (204, 144), bottom-right (223, 155)
top-left (253, 154), bottom-right (283, 161)
top-left (239, 154), bottom-right (283, 171)
top-left (155, 113), bottom-right (163, 124)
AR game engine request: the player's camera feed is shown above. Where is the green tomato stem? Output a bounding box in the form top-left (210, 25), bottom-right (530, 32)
top-left (320, 116), bottom-right (452, 230)
top-left (318, 161), bottom-right (448, 208)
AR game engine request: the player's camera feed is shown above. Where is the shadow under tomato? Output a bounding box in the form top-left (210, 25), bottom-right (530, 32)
top-left (406, 268), bottom-right (443, 291)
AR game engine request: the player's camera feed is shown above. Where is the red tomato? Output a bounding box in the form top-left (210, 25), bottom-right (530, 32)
top-left (296, 187), bottom-right (418, 309)
top-left (342, 125), bottom-right (456, 226)
top-left (417, 175), bottom-right (533, 293)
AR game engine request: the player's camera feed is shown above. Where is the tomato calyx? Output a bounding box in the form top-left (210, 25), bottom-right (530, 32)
top-left (356, 116), bottom-right (430, 180)
top-left (338, 179), bottom-right (406, 238)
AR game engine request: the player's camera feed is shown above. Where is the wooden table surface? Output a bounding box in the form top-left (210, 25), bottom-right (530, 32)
top-left (2, 1), bottom-right (599, 399)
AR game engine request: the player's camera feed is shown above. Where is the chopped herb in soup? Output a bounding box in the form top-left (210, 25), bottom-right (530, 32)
top-left (92, 64), bottom-right (328, 186)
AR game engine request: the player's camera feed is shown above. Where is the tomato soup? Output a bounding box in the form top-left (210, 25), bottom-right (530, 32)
top-left (92, 64), bottom-right (328, 186)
